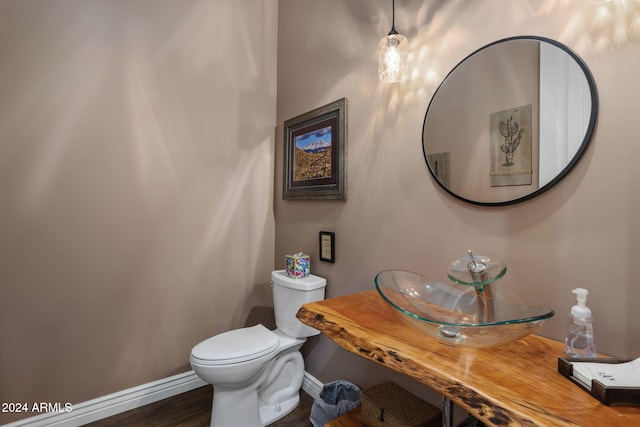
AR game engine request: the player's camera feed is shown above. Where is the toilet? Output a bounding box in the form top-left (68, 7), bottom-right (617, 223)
top-left (190, 270), bottom-right (326, 427)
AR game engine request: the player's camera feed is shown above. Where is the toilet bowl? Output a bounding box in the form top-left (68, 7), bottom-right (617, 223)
top-left (190, 270), bottom-right (326, 427)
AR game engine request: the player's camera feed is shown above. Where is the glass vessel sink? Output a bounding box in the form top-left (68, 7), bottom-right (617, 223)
top-left (374, 270), bottom-right (554, 348)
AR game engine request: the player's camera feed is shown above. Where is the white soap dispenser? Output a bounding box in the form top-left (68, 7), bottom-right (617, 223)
top-left (564, 288), bottom-right (596, 358)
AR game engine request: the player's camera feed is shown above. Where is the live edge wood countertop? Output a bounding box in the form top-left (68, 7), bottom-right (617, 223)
top-left (296, 290), bottom-right (640, 427)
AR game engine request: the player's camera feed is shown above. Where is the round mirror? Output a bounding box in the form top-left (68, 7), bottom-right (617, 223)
top-left (422, 36), bottom-right (598, 206)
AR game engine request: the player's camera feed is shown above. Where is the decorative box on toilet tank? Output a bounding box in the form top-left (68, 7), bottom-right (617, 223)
top-left (285, 253), bottom-right (310, 279)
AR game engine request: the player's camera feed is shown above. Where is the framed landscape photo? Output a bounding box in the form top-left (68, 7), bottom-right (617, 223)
top-left (283, 98), bottom-right (347, 200)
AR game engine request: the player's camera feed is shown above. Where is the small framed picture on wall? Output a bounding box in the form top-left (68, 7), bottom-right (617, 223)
top-left (319, 231), bottom-right (335, 263)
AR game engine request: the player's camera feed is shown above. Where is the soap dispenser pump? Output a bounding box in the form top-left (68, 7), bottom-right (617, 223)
top-left (564, 288), bottom-right (596, 358)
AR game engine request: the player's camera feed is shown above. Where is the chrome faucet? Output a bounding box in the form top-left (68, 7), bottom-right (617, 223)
top-left (466, 250), bottom-right (495, 322)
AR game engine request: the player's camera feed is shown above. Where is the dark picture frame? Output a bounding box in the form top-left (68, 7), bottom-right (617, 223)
top-left (489, 104), bottom-right (532, 187)
top-left (319, 231), bottom-right (335, 263)
top-left (283, 98), bottom-right (347, 200)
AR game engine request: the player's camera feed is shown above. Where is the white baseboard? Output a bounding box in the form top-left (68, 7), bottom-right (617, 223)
top-left (302, 371), bottom-right (323, 400)
top-left (4, 371), bottom-right (207, 427)
top-left (5, 371), bottom-right (322, 427)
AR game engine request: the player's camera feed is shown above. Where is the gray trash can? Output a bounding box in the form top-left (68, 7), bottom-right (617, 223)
top-left (310, 380), bottom-right (361, 427)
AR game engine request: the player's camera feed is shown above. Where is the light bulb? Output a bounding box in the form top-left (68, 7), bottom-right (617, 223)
top-left (379, 33), bottom-right (408, 83)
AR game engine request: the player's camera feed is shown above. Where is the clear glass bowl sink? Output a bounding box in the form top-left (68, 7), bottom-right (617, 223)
top-left (374, 270), bottom-right (554, 348)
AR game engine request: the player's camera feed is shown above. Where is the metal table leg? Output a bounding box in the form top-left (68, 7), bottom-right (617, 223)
top-left (442, 396), bottom-right (453, 427)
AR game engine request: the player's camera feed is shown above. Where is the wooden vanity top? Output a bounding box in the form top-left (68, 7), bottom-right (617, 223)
top-left (296, 290), bottom-right (640, 427)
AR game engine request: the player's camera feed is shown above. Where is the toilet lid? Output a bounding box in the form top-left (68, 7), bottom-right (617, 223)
top-left (191, 324), bottom-right (279, 365)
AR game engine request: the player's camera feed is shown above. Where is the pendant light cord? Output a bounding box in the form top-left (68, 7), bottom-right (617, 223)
top-left (389, 0), bottom-right (398, 35)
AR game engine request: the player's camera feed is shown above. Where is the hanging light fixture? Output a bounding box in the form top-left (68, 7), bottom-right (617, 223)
top-left (378, 0), bottom-right (408, 83)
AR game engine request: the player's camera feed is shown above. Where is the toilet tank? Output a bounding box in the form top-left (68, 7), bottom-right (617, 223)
top-left (271, 270), bottom-right (326, 338)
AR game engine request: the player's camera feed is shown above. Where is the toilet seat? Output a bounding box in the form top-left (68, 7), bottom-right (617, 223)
top-left (190, 324), bottom-right (279, 366)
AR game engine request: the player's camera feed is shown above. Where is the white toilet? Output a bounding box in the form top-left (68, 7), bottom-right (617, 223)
top-left (190, 270), bottom-right (326, 427)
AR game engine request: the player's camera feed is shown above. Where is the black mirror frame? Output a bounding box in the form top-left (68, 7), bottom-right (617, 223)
top-left (422, 35), bottom-right (599, 206)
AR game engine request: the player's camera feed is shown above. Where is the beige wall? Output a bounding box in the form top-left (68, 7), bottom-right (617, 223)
top-left (0, 0), bottom-right (277, 423)
top-left (276, 0), bottom-right (640, 402)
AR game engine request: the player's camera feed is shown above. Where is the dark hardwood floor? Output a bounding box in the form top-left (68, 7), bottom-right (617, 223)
top-left (84, 385), bottom-right (314, 427)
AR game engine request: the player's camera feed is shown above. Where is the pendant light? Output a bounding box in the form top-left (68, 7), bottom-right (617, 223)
top-left (378, 0), bottom-right (408, 83)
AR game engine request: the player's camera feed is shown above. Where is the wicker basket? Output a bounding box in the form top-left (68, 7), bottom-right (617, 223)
top-left (361, 382), bottom-right (442, 427)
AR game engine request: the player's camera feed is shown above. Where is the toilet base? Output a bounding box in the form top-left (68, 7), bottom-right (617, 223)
top-left (210, 390), bottom-right (300, 427)
top-left (259, 393), bottom-right (300, 426)
top-left (208, 349), bottom-right (305, 427)
top-left (210, 385), bottom-right (261, 427)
